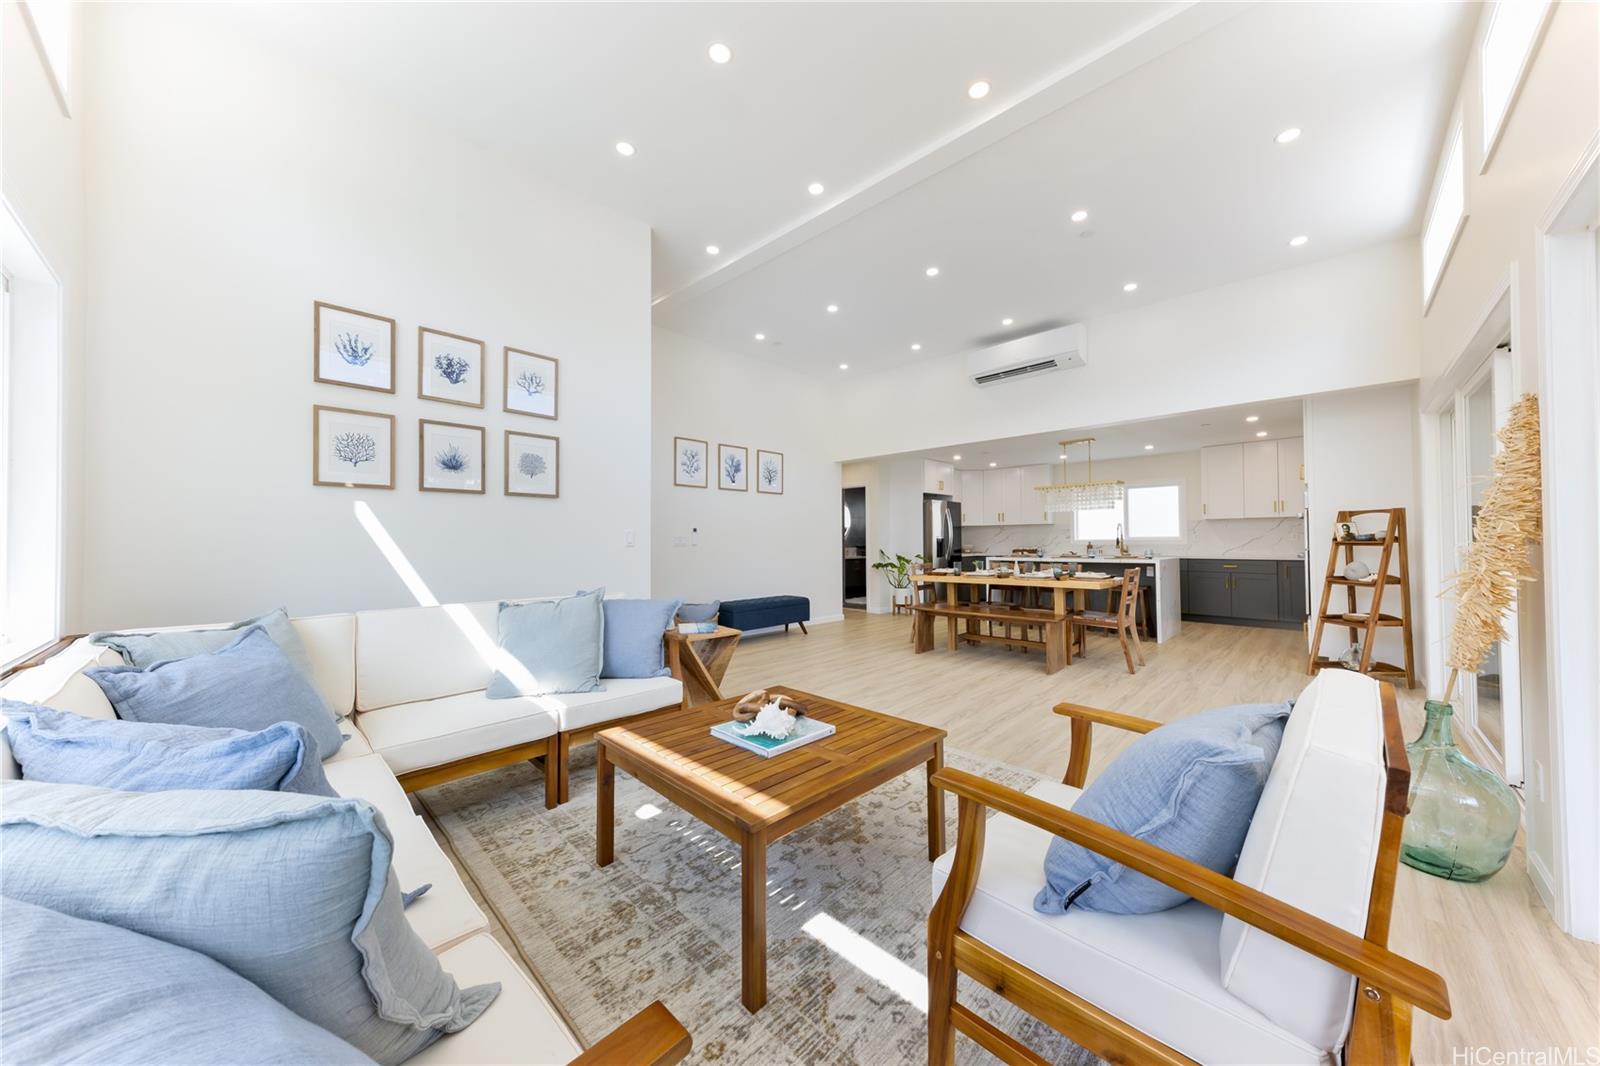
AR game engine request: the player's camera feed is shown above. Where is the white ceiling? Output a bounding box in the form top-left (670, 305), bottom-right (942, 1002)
top-left (911, 396), bottom-right (1305, 468)
top-left (192, 2), bottom-right (1476, 379)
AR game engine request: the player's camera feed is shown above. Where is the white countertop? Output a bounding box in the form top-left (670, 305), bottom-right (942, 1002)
top-left (982, 555), bottom-right (1175, 564)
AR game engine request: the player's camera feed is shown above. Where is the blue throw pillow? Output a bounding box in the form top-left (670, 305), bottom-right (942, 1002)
top-left (86, 625), bottom-right (344, 757)
top-left (89, 607), bottom-right (317, 678)
top-left (486, 589), bottom-right (605, 698)
top-left (1035, 701), bottom-right (1292, 915)
top-left (598, 596), bottom-right (682, 678)
top-left (676, 601), bottom-right (720, 624)
top-left (2, 702), bottom-right (335, 796)
top-left (1, 895), bottom-right (375, 1065)
top-left (0, 781), bottom-right (498, 1065)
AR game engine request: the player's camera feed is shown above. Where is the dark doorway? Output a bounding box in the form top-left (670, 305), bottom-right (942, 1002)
top-left (843, 487), bottom-right (866, 609)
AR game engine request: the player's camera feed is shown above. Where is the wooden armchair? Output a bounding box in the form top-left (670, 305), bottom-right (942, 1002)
top-left (928, 674), bottom-right (1449, 1065)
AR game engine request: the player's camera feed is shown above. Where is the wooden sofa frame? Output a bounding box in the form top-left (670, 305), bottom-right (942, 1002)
top-left (570, 999), bottom-right (691, 1066)
top-left (927, 686), bottom-right (1451, 1066)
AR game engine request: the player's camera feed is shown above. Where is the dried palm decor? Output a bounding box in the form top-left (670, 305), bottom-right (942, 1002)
top-left (1443, 393), bottom-right (1543, 700)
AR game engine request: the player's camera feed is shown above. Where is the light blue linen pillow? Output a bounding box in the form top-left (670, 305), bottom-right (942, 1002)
top-left (0, 781), bottom-right (498, 1065)
top-left (486, 589), bottom-right (605, 698)
top-left (1, 895), bottom-right (375, 1065)
top-left (86, 625), bottom-right (344, 756)
top-left (676, 600), bottom-right (720, 624)
top-left (597, 595), bottom-right (681, 678)
top-left (2, 701), bottom-right (335, 796)
top-left (89, 607), bottom-right (317, 677)
top-left (1035, 701), bottom-right (1292, 915)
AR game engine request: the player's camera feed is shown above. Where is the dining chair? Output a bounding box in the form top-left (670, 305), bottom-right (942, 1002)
top-left (1071, 568), bottom-right (1144, 674)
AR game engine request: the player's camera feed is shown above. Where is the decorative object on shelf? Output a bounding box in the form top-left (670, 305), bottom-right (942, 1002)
top-left (1404, 394), bottom-right (1541, 882)
top-left (1334, 520), bottom-right (1356, 541)
top-left (312, 405), bottom-right (395, 489)
top-left (1036, 437), bottom-right (1124, 514)
top-left (314, 302), bottom-right (395, 393)
top-left (718, 443), bottom-right (749, 492)
top-left (418, 419), bottom-right (485, 494)
top-left (673, 436), bottom-right (708, 488)
top-left (756, 449), bottom-right (784, 494)
top-left (503, 347), bottom-right (558, 420)
top-left (870, 550), bottom-right (924, 595)
top-left (417, 327), bottom-right (484, 408)
top-left (504, 430), bottom-right (558, 498)
top-left (1342, 560), bottom-right (1373, 581)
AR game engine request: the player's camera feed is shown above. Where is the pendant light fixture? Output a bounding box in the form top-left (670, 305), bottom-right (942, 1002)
top-left (1036, 437), bottom-right (1125, 514)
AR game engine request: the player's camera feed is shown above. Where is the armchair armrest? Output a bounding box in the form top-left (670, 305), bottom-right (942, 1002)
top-left (569, 1000), bottom-right (691, 1066)
top-left (1051, 702), bottom-right (1161, 787)
top-left (930, 767), bottom-right (1451, 1021)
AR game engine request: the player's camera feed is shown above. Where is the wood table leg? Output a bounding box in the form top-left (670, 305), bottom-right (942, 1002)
top-left (741, 829), bottom-right (768, 1012)
top-left (927, 740), bottom-right (946, 860)
top-left (596, 739), bottom-right (615, 867)
top-left (1044, 618), bottom-right (1064, 673)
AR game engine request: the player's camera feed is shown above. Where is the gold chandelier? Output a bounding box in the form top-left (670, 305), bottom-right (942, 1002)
top-left (1035, 437), bottom-right (1125, 514)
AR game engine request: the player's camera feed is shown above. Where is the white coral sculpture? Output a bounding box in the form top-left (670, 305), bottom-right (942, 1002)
top-left (739, 701), bottom-right (797, 741)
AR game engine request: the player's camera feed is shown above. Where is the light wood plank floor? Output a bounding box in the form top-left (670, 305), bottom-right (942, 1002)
top-left (719, 612), bottom-right (1599, 1064)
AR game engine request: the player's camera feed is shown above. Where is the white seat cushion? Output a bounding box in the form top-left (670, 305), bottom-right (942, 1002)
top-left (539, 677), bottom-right (682, 733)
top-left (326, 722), bottom-right (373, 763)
top-left (356, 690), bottom-right (558, 775)
top-left (932, 779), bottom-right (1327, 1066)
top-left (411, 934), bottom-right (583, 1066)
top-left (1222, 670), bottom-right (1385, 1052)
top-left (323, 753), bottom-right (488, 952)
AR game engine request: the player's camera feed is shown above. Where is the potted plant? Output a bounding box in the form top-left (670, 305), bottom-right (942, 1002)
top-left (871, 550), bottom-right (925, 610)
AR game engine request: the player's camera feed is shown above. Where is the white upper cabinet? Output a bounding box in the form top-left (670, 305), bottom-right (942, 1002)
top-left (1201, 438), bottom-right (1304, 519)
top-left (958, 464), bottom-right (1063, 526)
top-left (923, 460), bottom-right (955, 496)
top-left (1021, 464), bottom-right (1055, 524)
top-left (1200, 444), bottom-right (1246, 519)
top-left (960, 469), bottom-right (987, 524)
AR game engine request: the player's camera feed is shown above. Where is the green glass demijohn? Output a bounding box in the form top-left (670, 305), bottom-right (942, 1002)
top-left (1400, 700), bottom-right (1521, 882)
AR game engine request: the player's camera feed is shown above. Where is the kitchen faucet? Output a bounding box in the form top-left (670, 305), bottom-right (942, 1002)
top-left (1115, 522), bottom-right (1127, 557)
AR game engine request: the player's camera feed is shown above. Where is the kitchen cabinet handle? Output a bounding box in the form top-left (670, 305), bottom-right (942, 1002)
top-left (1222, 564), bottom-right (1238, 569)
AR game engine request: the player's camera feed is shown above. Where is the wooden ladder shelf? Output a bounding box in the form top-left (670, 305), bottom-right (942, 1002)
top-left (1307, 507), bottom-right (1416, 688)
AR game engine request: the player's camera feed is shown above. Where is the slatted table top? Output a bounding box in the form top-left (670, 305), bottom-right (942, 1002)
top-left (595, 686), bottom-right (946, 835)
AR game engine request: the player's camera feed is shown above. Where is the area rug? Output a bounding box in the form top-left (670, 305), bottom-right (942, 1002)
top-left (419, 745), bottom-right (1099, 1065)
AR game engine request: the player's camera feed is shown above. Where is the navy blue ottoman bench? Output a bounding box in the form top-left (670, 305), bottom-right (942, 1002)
top-left (719, 596), bottom-right (810, 634)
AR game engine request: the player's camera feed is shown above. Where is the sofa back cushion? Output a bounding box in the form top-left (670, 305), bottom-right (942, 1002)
top-left (355, 602), bottom-right (503, 711)
top-left (1219, 669), bottom-right (1387, 1052)
top-left (487, 591), bottom-right (606, 698)
top-left (293, 613), bottom-right (357, 717)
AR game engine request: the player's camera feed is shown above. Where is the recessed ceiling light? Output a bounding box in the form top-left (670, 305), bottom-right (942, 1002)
top-left (967, 80), bottom-right (991, 100)
top-left (1144, 444), bottom-right (1155, 450)
top-left (1275, 127), bottom-right (1302, 144)
top-left (1255, 430), bottom-right (1269, 438)
top-left (910, 343), bottom-right (922, 351)
top-left (925, 266), bottom-right (940, 277)
top-left (1245, 415), bottom-right (1260, 423)
top-left (1289, 235), bottom-right (1309, 247)
top-left (705, 244), bottom-right (720, 255)
top-left (615, 141), bottom-right (635, 157)
top-left (707, 42), bottom-right (732, 64)
top-left (1070, 210), bottom-right (1089, 223)
top-left (754, 333), bottom-right (765, 341)
top-left (989, 461), bottom-right (998, 467)
top-left (808, 182), bottom-right (825, 196)
top-left (838, 363), bottom-right (849, 370)
top-left (826, 304), bottom-right (839, 313)
top-left (1001, 317), bottom-right (1014, 326)
top-left (952, 454), bottom-right (962, 460)
top-left (1122, 282), bottom-right (1138, 292)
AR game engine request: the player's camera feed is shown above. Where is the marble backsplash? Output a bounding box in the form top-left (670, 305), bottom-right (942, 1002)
top-left (962, 516), bottom-right (1306, 560)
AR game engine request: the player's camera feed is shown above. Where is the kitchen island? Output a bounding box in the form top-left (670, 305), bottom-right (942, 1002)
top-left (981, 555), bottom-right (1181, 643)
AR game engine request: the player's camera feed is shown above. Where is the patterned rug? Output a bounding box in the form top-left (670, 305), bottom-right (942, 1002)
top-left (419, 744), bottom-right (1100, 1065)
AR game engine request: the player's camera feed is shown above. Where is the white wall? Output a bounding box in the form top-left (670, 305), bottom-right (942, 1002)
top-left (1413, 0), bottom-right (1599, 935)
top-left (651, 327), bottom-right (841, 623)
top-left (827, 240), bottom-right (1421, 462)
top-left (77, 5), bottom-right (653, 628)
top-left (1303, 384), bottom-right (1422, 675)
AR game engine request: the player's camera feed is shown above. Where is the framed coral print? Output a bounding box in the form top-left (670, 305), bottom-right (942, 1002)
top-left (674, 437), bottom-right (708, 488)
top-left (314, 302), bottom-right (395, 393)
top-left (418, 327), bottom-right (485, 408)
top-left (419, 419), bottom-right (485, 494)
top-left (506, 431), bottom-right (559, 498)
top-left (756, 449), bottom-right (784, 494)
top-left (504, 347), bottom-right (558, 420)
top-left (312, 405), bottom-right (394, 489)
top-left (718, 443), bottom-right (748, 491)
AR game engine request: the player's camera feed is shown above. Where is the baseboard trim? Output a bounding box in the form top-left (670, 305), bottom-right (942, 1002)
top-left (1528, 849), bottom-right (1558, 916)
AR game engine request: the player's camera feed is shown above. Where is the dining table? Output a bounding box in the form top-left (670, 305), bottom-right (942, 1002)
top-left (909, 569), bottom-right (1121, 673)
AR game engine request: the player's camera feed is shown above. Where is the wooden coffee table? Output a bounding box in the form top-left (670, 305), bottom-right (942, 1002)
top-left (595, 687), bottom-right (947, 1013)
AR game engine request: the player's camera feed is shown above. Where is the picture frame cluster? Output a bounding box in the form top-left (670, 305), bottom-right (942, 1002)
top-left (311, 301), bottom-right (559, 498)
top-left (674, 437), bottom-right (783, 495)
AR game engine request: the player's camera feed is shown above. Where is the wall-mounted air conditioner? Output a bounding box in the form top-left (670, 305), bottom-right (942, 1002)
top-left (966, 323), bottom-right (1086, 386)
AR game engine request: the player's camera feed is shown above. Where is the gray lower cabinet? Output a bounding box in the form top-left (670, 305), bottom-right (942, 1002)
top-left (1181, 558), bottom-right (1306, 628)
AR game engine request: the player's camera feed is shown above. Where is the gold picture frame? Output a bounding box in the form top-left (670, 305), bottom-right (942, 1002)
top-left (418, 418), bottom-right (486, 494)
top-left (756, 449), bottom-right (784, 494)
top-left (417, 326), bottom-right (486, 408)
top-left (314, 301), bottom-right (396, 393)
top-left (505, 431), bottom-right (559, 498)
top-left (503, 347), bottom-right (559, 420)
top-left (717, 443), bottom-right (749, 491)
top-left (674, 436), bottom-right (709, 488)
top-left (312, 405), bottom-right (395, 489)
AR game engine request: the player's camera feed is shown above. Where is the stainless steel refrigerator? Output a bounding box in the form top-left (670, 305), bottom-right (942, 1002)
top-left (923, 495), bottom-right (962, 569)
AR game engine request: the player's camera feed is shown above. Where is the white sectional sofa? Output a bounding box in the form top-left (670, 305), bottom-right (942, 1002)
top-left (0, 600), bottom-right (691, 1065)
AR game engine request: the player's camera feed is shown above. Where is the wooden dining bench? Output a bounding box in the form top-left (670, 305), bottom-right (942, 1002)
top-left (912, 602), bottom-right (1075, 672)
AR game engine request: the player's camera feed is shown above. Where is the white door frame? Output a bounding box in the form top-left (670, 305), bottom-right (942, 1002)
top-left (1535, 134), bottom-right (1599, 942)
